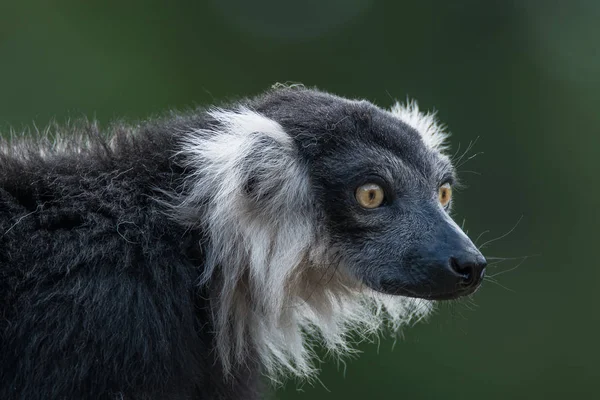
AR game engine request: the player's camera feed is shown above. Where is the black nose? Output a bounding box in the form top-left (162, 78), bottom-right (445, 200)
top-left (450, 254), bottom-right (487, 289)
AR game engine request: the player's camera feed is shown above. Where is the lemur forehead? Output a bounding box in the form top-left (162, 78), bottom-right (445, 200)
top-left (245, 88), bottom-right (451, 166)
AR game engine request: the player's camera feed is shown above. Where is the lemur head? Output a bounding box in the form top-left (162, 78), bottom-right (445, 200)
top-left (253, 88), bottom-right (486, 301)
top-left (174, 85), bottom-right (486, 379)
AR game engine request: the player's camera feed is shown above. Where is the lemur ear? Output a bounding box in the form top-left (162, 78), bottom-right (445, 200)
top-left (241, 134), bottom-right (288, 202)
top-left (389, 100), bottom-right (449, 152)
top-left (177, 107), bottom-right (309, 221)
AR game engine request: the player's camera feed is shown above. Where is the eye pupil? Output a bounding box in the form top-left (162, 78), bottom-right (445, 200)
top-left (355, 183), bottom-right (385, 209)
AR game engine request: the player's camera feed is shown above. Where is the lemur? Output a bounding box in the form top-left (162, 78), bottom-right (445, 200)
top-left (0, 85), bottom-right (486, 400)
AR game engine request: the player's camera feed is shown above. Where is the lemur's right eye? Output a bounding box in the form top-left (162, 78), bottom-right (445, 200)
top-left (355, 183), bottom-right (385, 209)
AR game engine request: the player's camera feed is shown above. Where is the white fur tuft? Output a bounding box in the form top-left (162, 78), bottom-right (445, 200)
top-left (389, 100), bottom-right (450, 152)
top-left (172, 107), bottom-right (433, 381)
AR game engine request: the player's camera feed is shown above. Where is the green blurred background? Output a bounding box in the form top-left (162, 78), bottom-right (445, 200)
top-left (1, 0), bottom-right (598, 398)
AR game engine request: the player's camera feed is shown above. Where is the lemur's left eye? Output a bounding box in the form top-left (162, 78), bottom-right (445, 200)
top-left (439, 183), bottom-right (452, 208)
top-left (356, 183), bottom-right (385, 209)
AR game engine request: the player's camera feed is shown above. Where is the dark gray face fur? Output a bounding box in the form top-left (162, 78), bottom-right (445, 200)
top-left (251, 88), bottom-right (486, 300)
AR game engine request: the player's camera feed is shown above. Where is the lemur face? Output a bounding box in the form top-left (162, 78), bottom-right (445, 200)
top-left (254, 88), bottom-right (486, 300)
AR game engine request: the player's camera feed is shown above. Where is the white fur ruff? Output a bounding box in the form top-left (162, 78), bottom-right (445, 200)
top-left (173, 107), bottom-right (433, 381)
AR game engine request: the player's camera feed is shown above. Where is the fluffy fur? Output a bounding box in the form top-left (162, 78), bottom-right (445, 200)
top-left (0, 85), bottom-right (480, 400)
top-left (389, 100), bottom-right (449, 152)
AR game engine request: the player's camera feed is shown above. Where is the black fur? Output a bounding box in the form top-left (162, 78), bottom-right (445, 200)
top-left (0, 118), bottom-right (261, 399)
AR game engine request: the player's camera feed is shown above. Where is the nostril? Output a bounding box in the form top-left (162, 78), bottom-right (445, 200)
top-left (449, 257), bottom-right (477, 287)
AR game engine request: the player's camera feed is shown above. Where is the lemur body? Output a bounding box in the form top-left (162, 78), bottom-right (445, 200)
top-left (0, 86), bottom-right (486, 399)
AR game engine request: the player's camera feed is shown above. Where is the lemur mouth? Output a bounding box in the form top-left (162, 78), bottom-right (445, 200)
top-left (415, 286), bottom-right (482, 301)
top-left (379, 287), bottom-right (475, 301)
top-left (375, 269), bottom-right (485, 301)
top-left (376, 284), bottom-right (482, 301)
top-left (371, 250), bottom-right (487, 300)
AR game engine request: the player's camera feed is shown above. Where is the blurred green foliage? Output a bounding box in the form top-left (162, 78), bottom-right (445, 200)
top-left (1, 0), bottom-right (598, 398)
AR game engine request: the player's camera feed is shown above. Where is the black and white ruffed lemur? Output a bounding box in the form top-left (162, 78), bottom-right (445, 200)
top-left (0, 85), bottom-right (486, 399)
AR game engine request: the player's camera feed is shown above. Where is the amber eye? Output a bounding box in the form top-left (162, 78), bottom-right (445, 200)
top-left (355, 183), bottom-right (385, 209)
top-left (439, 183), bottom-right (453, 208)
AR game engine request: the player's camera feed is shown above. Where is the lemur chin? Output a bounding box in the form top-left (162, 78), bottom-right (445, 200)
top-left (0, 84), bottom-right (486, 400)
